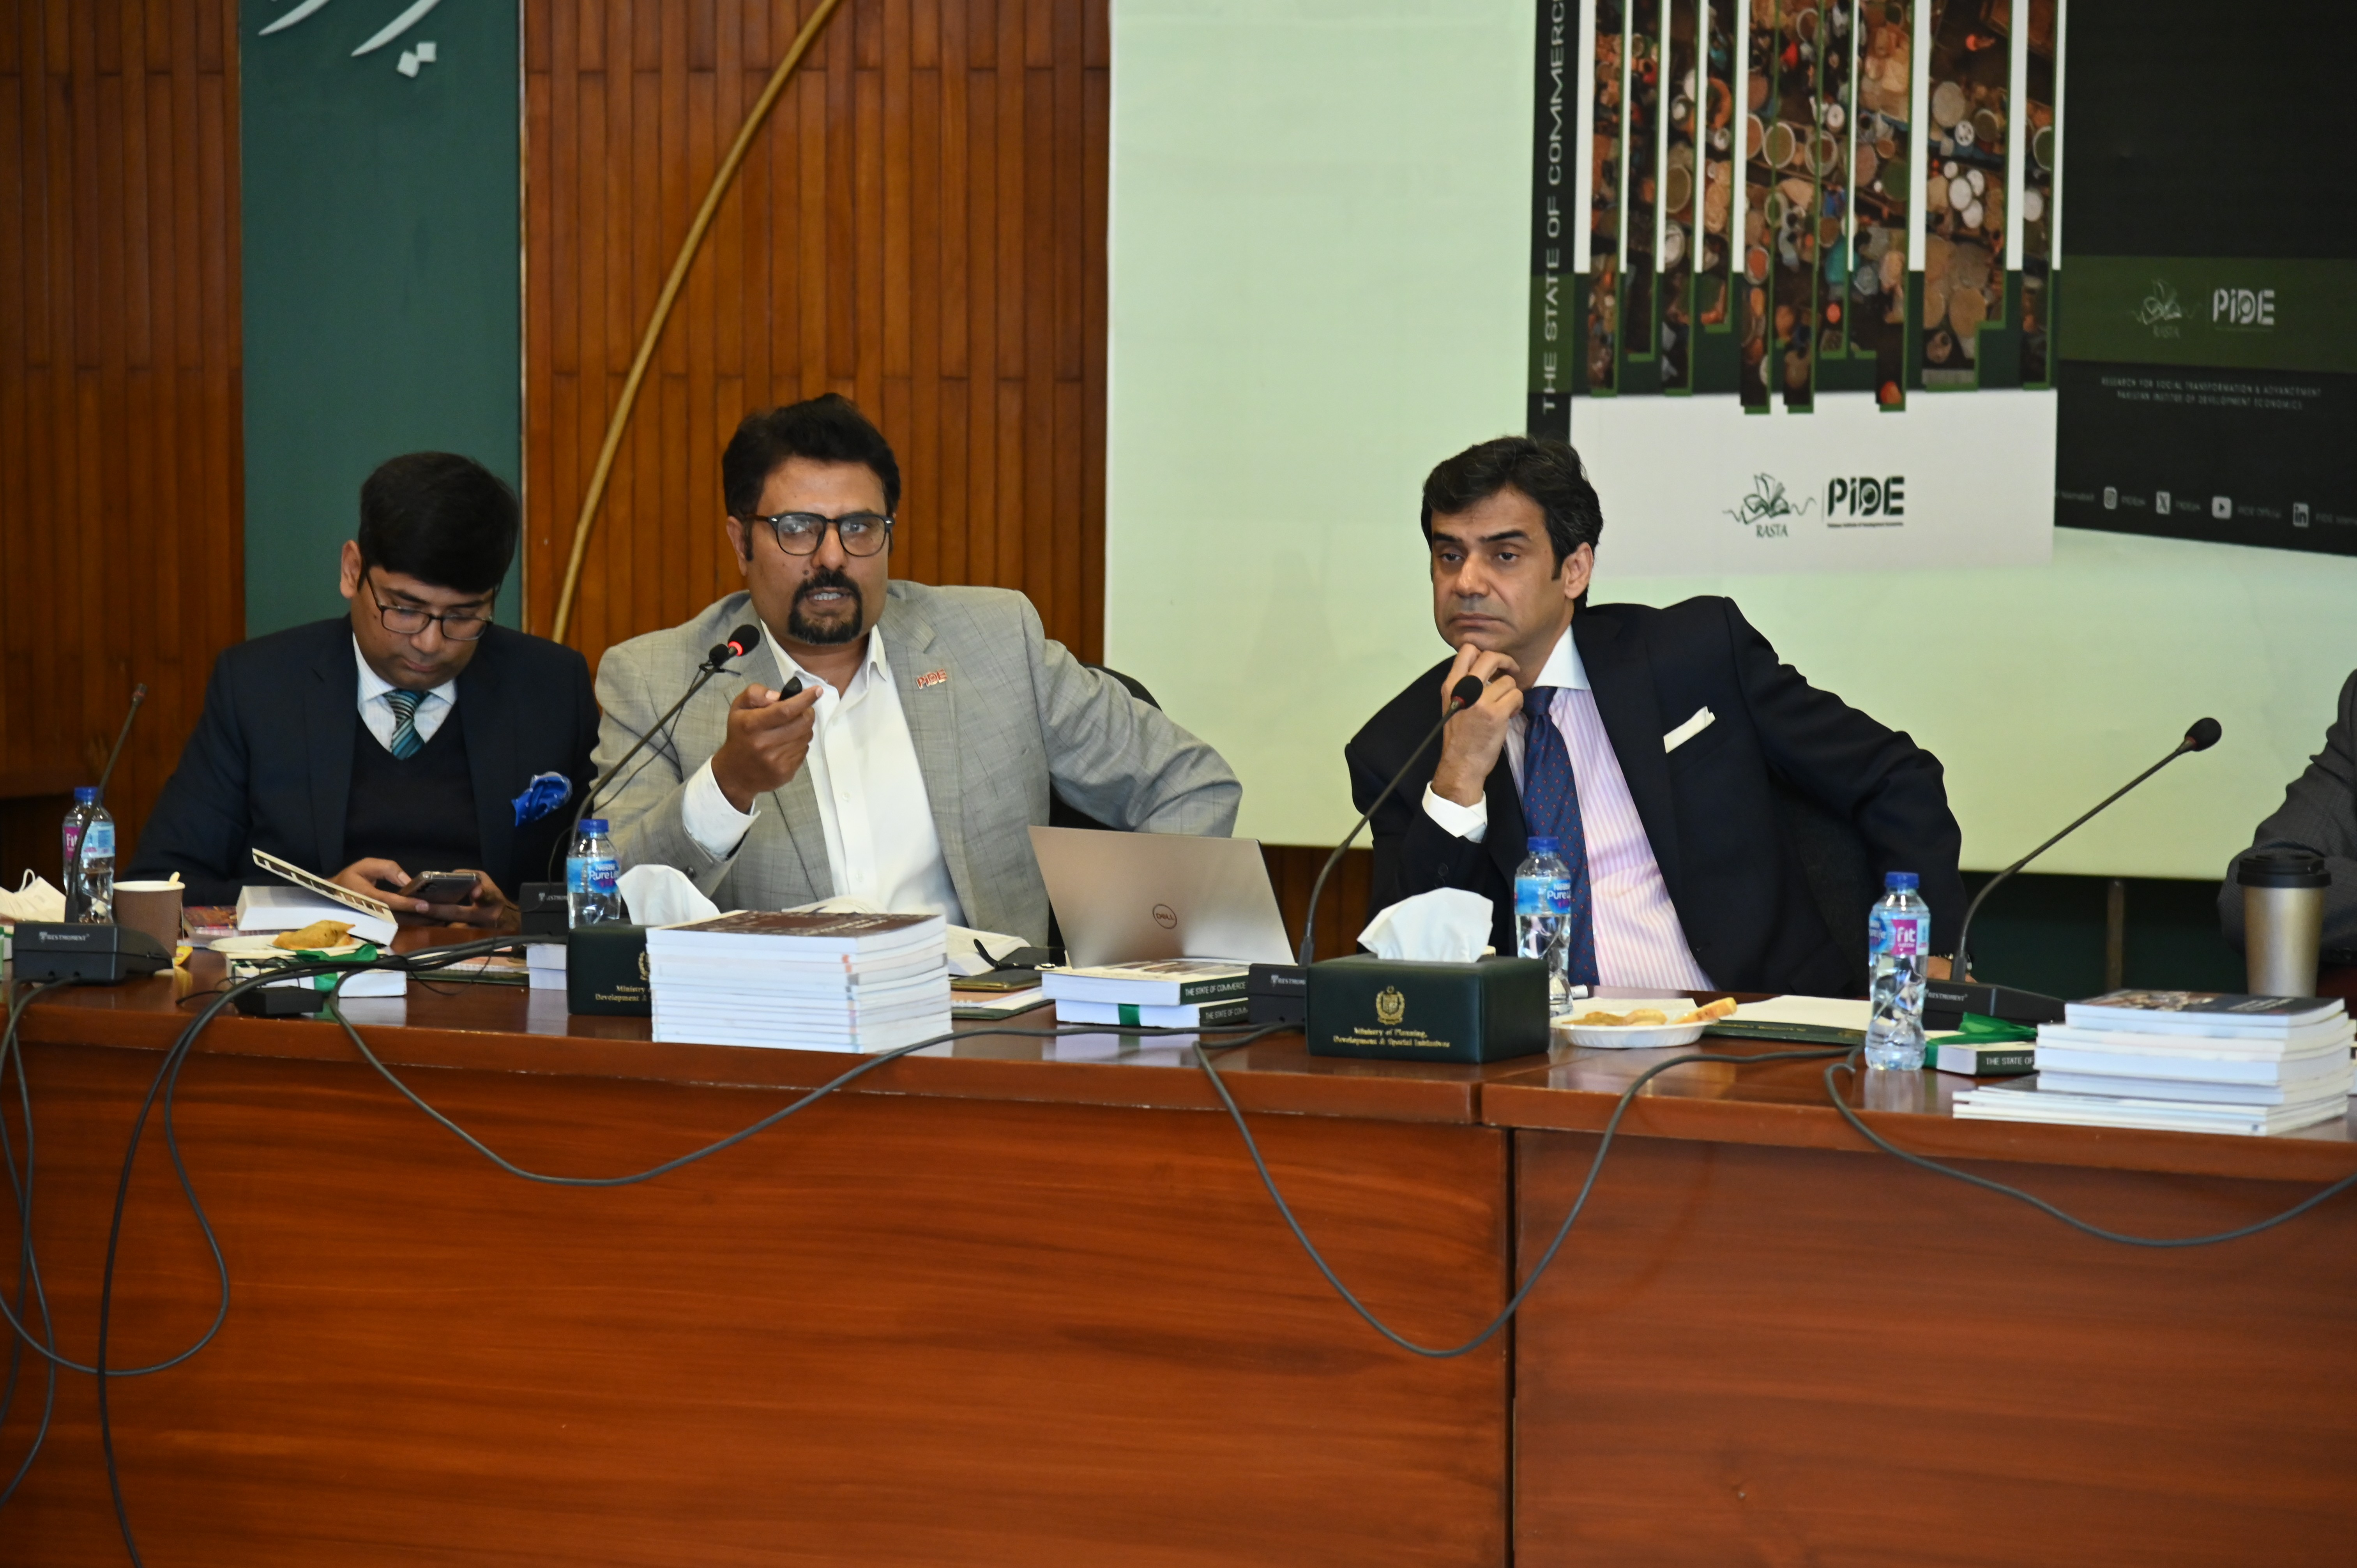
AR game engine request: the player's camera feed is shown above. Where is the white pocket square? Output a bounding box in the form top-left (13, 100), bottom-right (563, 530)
top-left (1663, 706), bottom-right (1716, 752)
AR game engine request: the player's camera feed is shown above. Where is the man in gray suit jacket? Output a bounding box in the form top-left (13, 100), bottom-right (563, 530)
top-left (2221, 669), bottom-right (2357, 964)
top-left (593, 395), bottom-right (1240, 940)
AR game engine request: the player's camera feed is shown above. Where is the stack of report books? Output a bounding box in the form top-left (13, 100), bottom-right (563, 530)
top-left (646, 911), bottom-right (949, 1053)
top-left (1954, 991), bottom-right (2356, 1136)
top-left (1041, 959), bottom-right (1251, 1028)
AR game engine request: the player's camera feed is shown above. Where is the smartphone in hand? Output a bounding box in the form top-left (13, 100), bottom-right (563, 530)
top-left (397, 871), bottom-right (480, 906)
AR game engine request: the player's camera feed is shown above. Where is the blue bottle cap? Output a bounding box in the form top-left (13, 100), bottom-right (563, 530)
top-left (73, 786), bottom-right (98, 805)
top-left (1526, 836), bottom-right (1559, 855)
top-left (1884, 871), bottom-right (1919, 891)
top-left (579, 818), bottom-right (608, 836)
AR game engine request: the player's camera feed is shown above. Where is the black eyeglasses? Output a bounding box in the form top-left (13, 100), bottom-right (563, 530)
top-left (741, 510), bottom-right (894, 557)
top-left (367, 572), bottom-right (493, 641)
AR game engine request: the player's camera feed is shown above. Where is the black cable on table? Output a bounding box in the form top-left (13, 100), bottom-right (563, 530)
top-left (1820, 1049), bottom-right (2357, 1248)
top-left (0, 980), bottom-right (72, 1508)
top-left (94, 953), bottom-right (358, 1566)
top-left (1191, 1040), bottom-right (1853, 1358)
top-left (322, 966), bottom-right (1293, 1187)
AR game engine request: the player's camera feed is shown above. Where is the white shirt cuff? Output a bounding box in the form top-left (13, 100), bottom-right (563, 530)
top-left (1421, 782), bottom-right (1488, 843)
top-left (682, 759), bottom-right (760, 859)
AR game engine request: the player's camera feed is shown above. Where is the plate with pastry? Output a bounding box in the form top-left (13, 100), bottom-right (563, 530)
top-left (210, 920), bottom-right (369, 959)
top-left (1558, 995), bottom-right (1738, 1050)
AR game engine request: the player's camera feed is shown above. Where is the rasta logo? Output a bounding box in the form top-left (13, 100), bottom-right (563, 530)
top-left (2134, 279), bottom-right (2185, 337)
top-left (1726, 473), bottom-right (1815, 530)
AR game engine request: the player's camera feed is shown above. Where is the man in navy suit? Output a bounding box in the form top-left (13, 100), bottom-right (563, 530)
top-left (1345, 436), bottom-right (1964, 996)
top-left (131, 454), bottom-right (598, 925)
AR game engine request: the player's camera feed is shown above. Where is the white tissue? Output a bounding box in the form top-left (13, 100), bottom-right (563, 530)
top-left (1357, 888), bottom-right (1496, 964)
top-left (617, 864), bottom-right (721, 927)
top-left (0, 872), bottom-right (66, 925)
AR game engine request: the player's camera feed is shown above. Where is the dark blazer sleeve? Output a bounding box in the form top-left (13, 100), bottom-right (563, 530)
top-left (498, 638), bottom-right (603, 895)
top-left (2220, 670), bottom-right (2357, 958)
top-left (126, 651), bottom-right (255, 907)
top-left (1720, 600), bottom-right (1968, 946)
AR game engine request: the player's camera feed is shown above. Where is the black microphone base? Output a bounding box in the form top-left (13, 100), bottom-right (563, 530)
top-left (233, 986), bottom-right (332, 1018)
top-left (518, 882), bottom-right (570, 936)
top-left (1924, 978), bottom-right (2067, 1031)
top-left (12, 922), bottom-right (171, 984)
top-left (1247, 963), bottom-right (1307, 1026)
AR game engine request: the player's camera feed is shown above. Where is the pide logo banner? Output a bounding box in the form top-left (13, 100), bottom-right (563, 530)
top-left (1725, 473), bottom-right (1905, 540)
top-left (1825, 476), bottom-right (1906, 525)
top-left (1577, 391), bottom-right (2053, 575)
top-left (2212, 287), bottom-right (2276, 329)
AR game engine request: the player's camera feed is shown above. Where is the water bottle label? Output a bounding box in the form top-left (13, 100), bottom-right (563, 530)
top-left (568, 856), bottom-right (620, 897)
top-left (1871, 912), bottom-right (1925, 957)
top-left (1515, 876), bottom-right (1572, 917)
top-left (84, 822), bottom-right (114, 858)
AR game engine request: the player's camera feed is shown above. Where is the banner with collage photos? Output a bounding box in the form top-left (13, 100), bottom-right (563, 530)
top-left (1527, 0), bottom-right (2058, 574)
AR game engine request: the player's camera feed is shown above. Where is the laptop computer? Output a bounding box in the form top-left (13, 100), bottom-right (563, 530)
top-left (1027, 826), bottom-right (1294, 969)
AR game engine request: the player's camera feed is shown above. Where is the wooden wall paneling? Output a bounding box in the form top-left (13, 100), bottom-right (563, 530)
top-left (1262, 845), bottom-right (1377, 963)
top-left (523, 0), bottom-right (1111, 675)
top-left (0, 1), bottom-right (242, 875)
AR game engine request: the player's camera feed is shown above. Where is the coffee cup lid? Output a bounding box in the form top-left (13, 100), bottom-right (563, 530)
top-left (2239, 849), bottom-right (2330, 888)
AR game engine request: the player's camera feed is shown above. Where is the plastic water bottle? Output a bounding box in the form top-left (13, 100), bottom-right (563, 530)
top-left (62, 786), bottom-right (116, 924)
top-left (1515, 835), bottom-right (1574, 1012)
top-left (1865, 871), bottom-right (1931, 1070)
top-left (566, 818), bottom-right (622, 928)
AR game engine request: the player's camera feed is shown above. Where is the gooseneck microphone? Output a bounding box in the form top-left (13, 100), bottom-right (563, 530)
top-left (1296, 674), bottom-right (1491, 969)
top-left (548, 625), bottom-right (763, 878)
top-left (1942, 717), bottom-right (2223, 1013)
top-left (94, 683), bottom-right (148, 804)
top-left (70, 682), bottom-right (150, 915)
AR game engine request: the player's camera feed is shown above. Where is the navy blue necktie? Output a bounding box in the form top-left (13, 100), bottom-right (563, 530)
top-left (1520, 687), bottom-right (1599, 987)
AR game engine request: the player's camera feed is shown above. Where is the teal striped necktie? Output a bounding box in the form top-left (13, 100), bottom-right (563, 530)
top-left (385, 689), bottom-right (424, 760)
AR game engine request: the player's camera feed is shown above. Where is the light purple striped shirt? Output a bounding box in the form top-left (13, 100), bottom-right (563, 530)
top-left (1422, 629), bottom-right (1713, 990)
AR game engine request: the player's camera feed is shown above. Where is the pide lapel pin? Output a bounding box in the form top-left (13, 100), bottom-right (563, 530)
top-left (915, 668), bottom-right (949, 689)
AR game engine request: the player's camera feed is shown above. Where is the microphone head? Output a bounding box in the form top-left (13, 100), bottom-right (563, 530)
top-left (724, 624), bottom-right (761, 659)
top-left (1449, 675), bottom-right (1486, 713)
top-left (2184, 717), bottom-right (2223, 753)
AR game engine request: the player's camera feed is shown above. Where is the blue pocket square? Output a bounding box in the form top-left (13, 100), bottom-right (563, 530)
top-left (512, 771), bottom-right (573, 827)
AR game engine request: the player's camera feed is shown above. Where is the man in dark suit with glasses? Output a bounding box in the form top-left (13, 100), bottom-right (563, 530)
top-left (131, 453), bottom-right (599, 925)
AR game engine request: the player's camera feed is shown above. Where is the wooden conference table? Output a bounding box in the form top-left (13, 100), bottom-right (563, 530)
top-left (2, 955), bottom-right (2353, 1565)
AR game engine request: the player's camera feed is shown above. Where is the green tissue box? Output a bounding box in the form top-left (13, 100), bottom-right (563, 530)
top-left (1306, 955), bottom-right (1551, 1064)
top-left (567, 924), bottom-right (651, 1016)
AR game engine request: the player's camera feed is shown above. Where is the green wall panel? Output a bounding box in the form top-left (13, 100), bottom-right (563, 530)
top-left (239, 0), bottom-right (522, 636)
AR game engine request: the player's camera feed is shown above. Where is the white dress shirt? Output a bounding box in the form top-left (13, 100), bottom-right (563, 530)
top-left (680, 625), bottom-right (967, 924)
top-left (352, 636), bottom-right (456, 754)
top-left (1422, 628), bottom-right (1712, 990)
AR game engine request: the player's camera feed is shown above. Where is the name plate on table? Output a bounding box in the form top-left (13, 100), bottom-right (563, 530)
top-left (567, 923), bottom-right (650, 1015)
top-left (1306, 955), bottom-right (1551, 1063)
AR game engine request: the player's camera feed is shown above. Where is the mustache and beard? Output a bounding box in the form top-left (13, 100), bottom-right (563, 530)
top-left (786, 566), bottom-right (865, 644)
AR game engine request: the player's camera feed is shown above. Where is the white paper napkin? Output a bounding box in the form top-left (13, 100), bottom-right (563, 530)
top-left (1357, 888), bottom-right (1496, 964)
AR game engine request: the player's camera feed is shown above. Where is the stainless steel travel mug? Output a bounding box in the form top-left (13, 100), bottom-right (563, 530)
top-left (2240, 849), bottom-right (2329, 998)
